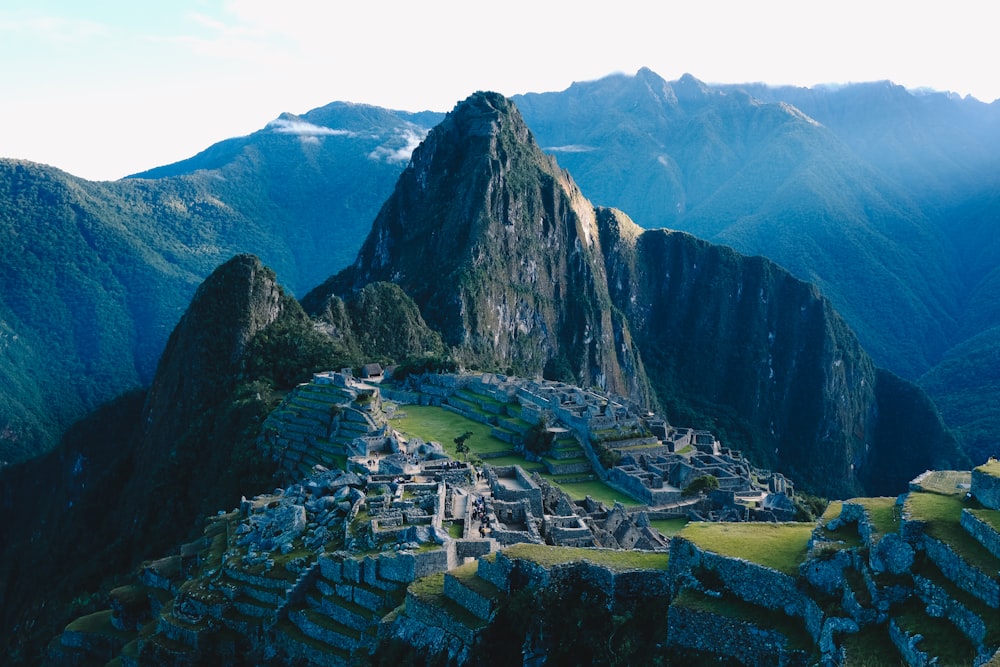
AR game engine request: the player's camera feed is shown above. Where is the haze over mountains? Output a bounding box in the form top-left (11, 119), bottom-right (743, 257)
top-left (0, 67), bottom-right (997, 470)
top-left (0, 88), bottom-right (967, 664)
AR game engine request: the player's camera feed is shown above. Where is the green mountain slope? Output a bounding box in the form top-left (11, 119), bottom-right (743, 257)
top-left (512, 69), bottom-right (967, 379)
top-left (0, 105), bottom-right (439, 463)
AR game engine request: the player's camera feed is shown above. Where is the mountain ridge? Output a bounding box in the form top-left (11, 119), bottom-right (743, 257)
top-left (306, 90), bottom-right (964, 497)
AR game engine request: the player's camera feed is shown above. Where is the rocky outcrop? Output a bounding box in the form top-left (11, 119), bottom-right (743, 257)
top-left (117, 254), bottom-right (300, 556)
top-left (305, 92), bottom-right (654, 407)
top-left (599, 211), bottom-right (880, 496)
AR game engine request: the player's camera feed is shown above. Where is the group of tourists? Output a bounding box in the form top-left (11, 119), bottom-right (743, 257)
top-left (472, 495), bottom-right (492, 538)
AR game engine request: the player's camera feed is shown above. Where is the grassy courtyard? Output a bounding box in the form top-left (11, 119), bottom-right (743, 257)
top-left (390, 403), bottom-right (512, 457)
top-left (388, 402), bottom-right (642, 506)
top-left (679, 522), bottom-right (814, 576)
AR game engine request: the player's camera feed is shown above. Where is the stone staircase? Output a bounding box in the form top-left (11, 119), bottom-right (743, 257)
top-left (261, 380), bottom-right (383, 480)
top-left (271, 552), bottom-right (408, 664)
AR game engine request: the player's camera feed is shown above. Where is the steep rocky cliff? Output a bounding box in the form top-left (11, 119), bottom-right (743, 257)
top-left (305, 92), bottom-right (653, 405)
top-left (120, 254), bottom-right (325, 555)
top-left (306, 92), bottom-right (962, 498)
top-left (599, 210), bottom-right (879, 495)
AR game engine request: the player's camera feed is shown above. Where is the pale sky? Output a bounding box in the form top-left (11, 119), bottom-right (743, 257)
top-left (2, 0), bottom-right (997, 181)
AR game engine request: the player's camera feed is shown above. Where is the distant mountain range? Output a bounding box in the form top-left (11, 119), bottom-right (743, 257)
top-left (0, 67), bottom-right (997, 468)
top-left (0, 91), bottom-right (966, 663)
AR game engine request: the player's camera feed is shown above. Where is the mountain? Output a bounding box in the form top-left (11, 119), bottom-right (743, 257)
top-left (306, 91), bottom-right (965, 498)
top-left (510, 69), bottom-right (1000, 463)
top-left (0, 254), bottom-right (357, 663)
top-left (0, 90), bottom-right (969, 665)
top-left (305, 92), bottom-right (653, 405)
top-left (511, 68), bottom-right (971, 380)
top-left (0, 104), bottom-right (441, 464)
top-left (3, 68), bottom-right (995, 471)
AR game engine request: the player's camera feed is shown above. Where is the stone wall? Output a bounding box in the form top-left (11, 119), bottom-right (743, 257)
top-left (914, 574), bottom-right (989, 646)
top-left (667, 536), bottom-right (824, 642)
top-left (475, 554), bottom-right (510, 592)
top-left (486, 466), bottom-right (543, 517)
top-left (921, 535), bottom-right (1000, 608)
top-left (666, 603), bottom-right (810, 666)
top-left (403, 591), bottom-right (477, 645)
top-left (443, 573), bottom-right (495, 621)
top-left (889, 618), bottom-right (934, 667)
top-left (380, 609), bottom-right (472, 666)
top-left (961, 509), bottom-right (1000, 560)
top-left (971, 467), bottom-right (1000, 510)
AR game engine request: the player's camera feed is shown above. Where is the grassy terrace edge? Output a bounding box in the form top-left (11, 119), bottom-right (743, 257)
top-left (678, 522), bottom-right (814, 576)
top-left (502, 543), bottom-right (669, 571)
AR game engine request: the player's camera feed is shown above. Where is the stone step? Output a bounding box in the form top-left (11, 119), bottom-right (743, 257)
top-left (139, 631), bottom-right (198, 664)
top-left (233, 594), bottom-right (277, 620)
top-left (222, 565), bottom-right (290, 590)
top-left (156, 610), bottom-right (208, 649)
top-left (549, 446), bottom-right (585, 460)
top-left (961, 509), bottom-right (1000, 560)
top-left (220, 606), bottom-right (261, 635)
top-left (305, 591), bottom-right (376, 632)
top-left (543, 459), bottom-right (592, 475)
top-left (272, 618), bottom-right (351, 667)
top-left (443, 564), bottom-right (503, 622)
top-left (288, 608), bottom-right (362, 653)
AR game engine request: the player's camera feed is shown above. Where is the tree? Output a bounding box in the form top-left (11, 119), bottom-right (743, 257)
top-left (682, 474), bottom-right (719, 497)
top-left (454, 431), bottom-right (473, 461)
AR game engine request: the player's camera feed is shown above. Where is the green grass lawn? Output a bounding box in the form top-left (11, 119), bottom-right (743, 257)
top-left (679, 522), bottom-right (814, 576)
top-left (905, 491), bottom-right (1000, 573)
top-left (390, 404), bottom-right (512, 456)
top-left (503, 543), bottom-right (669, 571)
top-left (649, 517), bottom-right (688, 537)
top-left (851, 497), bottom-right (901, 541)
top-left (976, 459), bottom-right (1000, 478)
top-left (391, 402), bottom-right (642, 507)
top-left (546, 477), bottom-right (643, 508)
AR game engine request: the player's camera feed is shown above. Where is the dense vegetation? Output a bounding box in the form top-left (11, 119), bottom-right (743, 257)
top-left (0, 103), bottom-right (438, 464)
top-left (0, 256), bottom-right (351, 665)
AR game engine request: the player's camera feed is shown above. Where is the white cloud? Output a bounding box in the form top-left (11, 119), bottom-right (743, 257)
top-left (266, 118), bottom-right (355, 137)
top-left (0, 12), bottom-right (108, 43)
top-left (544, 145), bottom-right (596, 153)
top-left (368, 128), bottom-right (427, 164)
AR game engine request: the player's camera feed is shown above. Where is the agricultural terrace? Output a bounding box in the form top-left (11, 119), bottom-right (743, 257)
top-left (911, 470), bottom-right (972, 496)
top-left (976, 459), bottom-right (1000, 478)
top-left (648, 517), bottom-right (689, 538)
top-left (679, 522), bottom-right (814, 576)
top-left (503, 543), bottom-right (670, 571)
top-left (851, 497), bottom-right (900, 542)
top-left (388, 402), bottom-right (642, 508)
top-left (812, 501), bottom-right (863, 549)
top-left (904, 491), bottom-right (1000, 573)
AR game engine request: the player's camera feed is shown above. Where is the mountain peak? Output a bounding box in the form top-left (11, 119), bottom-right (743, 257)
top-left (674, 72), bottom-right (712, 98)
top-left (305, 95), bottom-right (649, 401)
